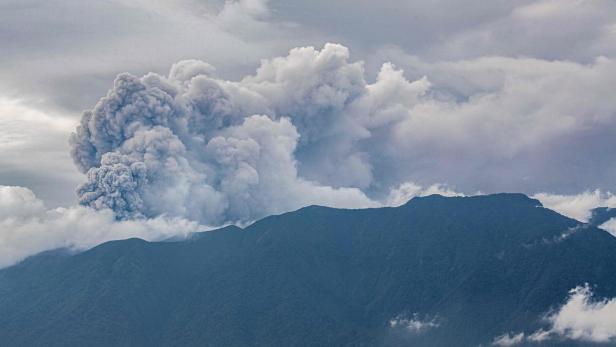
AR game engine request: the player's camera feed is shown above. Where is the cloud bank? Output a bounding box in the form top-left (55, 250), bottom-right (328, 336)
top-left (275, 0), bottom-right (616, 63)
top-left (544, 284), bottom-right (616, 343)
top-left (600, 218), bottom-right (616, 237)
top-left (0, 178), bottom-right (460, 268)
top-left (0, 185), bottom-right (203, 268)
top-left (533, 190), bottom-right (616, 222)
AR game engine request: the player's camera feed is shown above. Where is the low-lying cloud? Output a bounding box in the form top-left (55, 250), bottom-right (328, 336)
top-left (0, 179), bottom-right (459, 268)
top-left (492, 284), bottom-right (616, 345)
top-left (69, 43), bottom-right (616, 226)
top-left (533, 190), bottom-right (616, 222)
top-left (385, 182), bottom-right (464, 207)
top-left (545, 284), bottom-right (616, 342)
top-left (600, 218), bottom-right (616, 237)
top-left (0, 185), bottom-right (204, 268)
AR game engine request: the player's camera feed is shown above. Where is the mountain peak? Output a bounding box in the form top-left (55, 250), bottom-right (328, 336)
top-left (405, 192), bottom-right (543, 208)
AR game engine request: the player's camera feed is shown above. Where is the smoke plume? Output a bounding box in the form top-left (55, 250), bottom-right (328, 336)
top-left (69, 43), bottom-right (616, 227)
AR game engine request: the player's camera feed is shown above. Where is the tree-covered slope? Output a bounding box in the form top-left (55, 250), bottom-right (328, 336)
top-left (1, 194), bottom-right (615, 346)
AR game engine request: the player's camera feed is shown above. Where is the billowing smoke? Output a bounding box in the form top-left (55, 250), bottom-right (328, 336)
top-left (70, 44), bottom-right (382, 225)
top-left (70, 43), bottom-right (616, 226)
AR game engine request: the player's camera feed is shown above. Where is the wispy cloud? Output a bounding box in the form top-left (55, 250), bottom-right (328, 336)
top-left (389, 313), bottom-right (441, 334)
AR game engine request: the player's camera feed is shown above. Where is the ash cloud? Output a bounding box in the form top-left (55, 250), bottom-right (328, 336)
top-left (69, 43), bottom-right (616, 226)
top-left (70, 44), bottom-right (379, 225)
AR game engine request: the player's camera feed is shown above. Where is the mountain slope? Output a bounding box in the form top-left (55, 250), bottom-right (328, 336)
top-left (590, 207), bottom-right (616, 227)
top-left (1, 194), bottom-right (616, 346)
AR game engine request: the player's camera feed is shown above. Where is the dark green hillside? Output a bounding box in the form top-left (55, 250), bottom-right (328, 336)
top-left (1, 194), bottom-right (615, 346)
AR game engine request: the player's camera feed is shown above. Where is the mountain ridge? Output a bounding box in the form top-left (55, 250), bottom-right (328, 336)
top-left (1, 193), bottom-right (615, 346)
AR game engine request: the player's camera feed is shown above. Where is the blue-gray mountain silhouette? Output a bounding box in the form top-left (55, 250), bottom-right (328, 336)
top-left (589, 207), bottom-right (616, 227)
top-left (1, 194), bottom-right (615, 346)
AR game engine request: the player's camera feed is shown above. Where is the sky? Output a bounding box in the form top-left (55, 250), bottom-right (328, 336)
top-left (2, 0), bottom-right (616, 266)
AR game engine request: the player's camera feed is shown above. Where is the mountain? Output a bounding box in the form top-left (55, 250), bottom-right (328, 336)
top-left (1, 194), bottom-right (615, 347)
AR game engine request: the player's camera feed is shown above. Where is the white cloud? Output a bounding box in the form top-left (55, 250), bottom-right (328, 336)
top-left (389, 314), bottom-right (440, 334)
top-left (328, 48), bottom-right (616, 197)
top-left (546, 284), bottom-right (616, 342)
top-left (385, 182), bottom-right (464, 207)
top-left (492, 285), bottom-right (616, 345)
top-left (600, 218), bottom-right (616, 237)
top-left (0, 185), bottom-right (205, 269)
top-left (492, 332), bottom-right (525, 346)
top-left (0, 180), bottom-right (464, 269)
top-left (217, 0), bottom-right (272, 35)
top-left (492, 330), bottom-right (551, 345)
top-left (0, 179), bottom-right (462, 269)
top-left (383, 55), bottom-right (616, 190)
top-left (533, 190), bottom-right (616, 222)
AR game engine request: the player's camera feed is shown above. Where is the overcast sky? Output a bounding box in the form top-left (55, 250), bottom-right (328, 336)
top-left (1, 0), bottom-right (616, 208)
